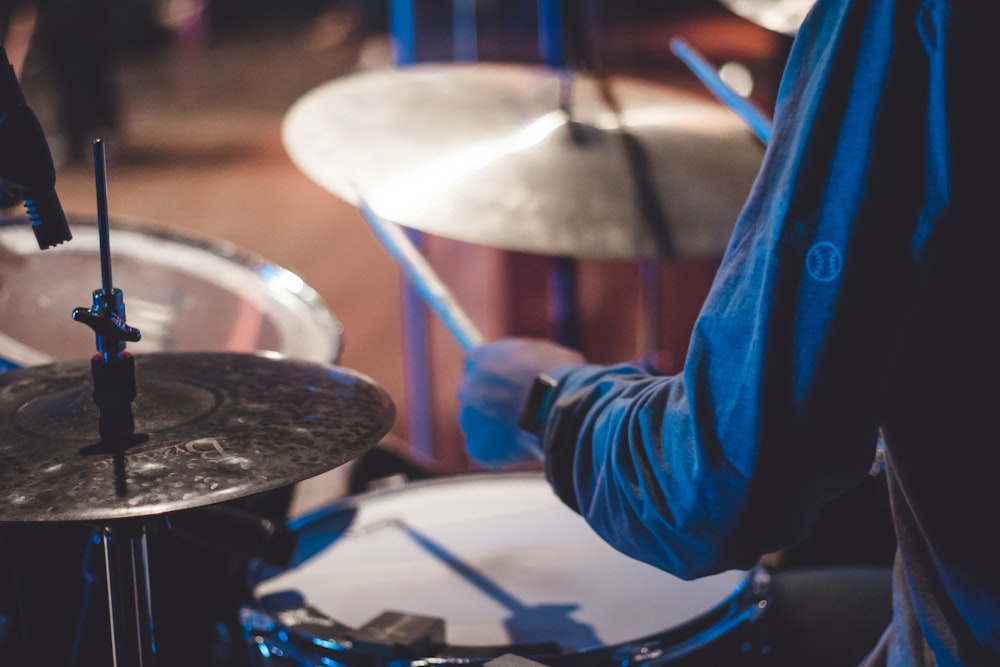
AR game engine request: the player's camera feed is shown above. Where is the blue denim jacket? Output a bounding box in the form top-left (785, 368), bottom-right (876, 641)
top-left (541, 0), bottom-right (999, 664)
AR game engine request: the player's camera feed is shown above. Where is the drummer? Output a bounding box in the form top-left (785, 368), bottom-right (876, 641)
top-left (457, 0), bottom-right (999, 665)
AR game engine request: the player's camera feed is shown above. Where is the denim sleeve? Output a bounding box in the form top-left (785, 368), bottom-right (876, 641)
top-left (540, 0), bottom-right (937, 580)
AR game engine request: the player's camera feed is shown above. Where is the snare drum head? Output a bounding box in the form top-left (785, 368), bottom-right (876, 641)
top-left (0, 216), bottom-right (343, 366)
top-left (253, 473), bottom-right (749, 653)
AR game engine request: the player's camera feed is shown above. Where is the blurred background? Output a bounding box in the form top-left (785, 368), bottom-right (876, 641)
top-left (2, 0), bottom-right (792, 511)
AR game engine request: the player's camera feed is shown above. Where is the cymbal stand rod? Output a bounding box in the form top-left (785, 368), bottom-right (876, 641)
top-left (389, 0), bottom-right (416, 65)
top-left (549, 257), bottom-right (579, 349)
top-left (538, 0), bottom-right (575, 119)
top-left (538, 0), bottom-right (563, 66)
top-left (71, 139), bottom-right (150, 666)
top-left (638, 258), bottom-right (663, 370)
top-left (102, 522), bottom-right (156, 667)
top-left (452, 0), bottom-right (477, 61)
top-left (94, 138), bottom-right (113, 296)
top-left (72, 140), bottom-right (140, 365)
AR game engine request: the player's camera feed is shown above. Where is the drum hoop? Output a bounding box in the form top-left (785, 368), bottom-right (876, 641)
top-left (247, 566), bottom-right (767, 667)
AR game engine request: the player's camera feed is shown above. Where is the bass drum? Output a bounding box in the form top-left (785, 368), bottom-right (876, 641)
top-left (242, 473), bottom-right (771, 666)
top-left (0, 214), bottom-right (343, 368)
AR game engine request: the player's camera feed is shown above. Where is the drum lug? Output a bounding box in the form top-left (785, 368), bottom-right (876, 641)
top-left (613, 639), bottom-right (667, 664)
top-left (751, 567), bottom-right (773, 615)
top-left (240, 605), bottom-right (278, 633)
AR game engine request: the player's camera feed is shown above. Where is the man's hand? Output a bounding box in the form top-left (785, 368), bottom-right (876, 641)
top-left (457, 338), bottom-right (584, 466)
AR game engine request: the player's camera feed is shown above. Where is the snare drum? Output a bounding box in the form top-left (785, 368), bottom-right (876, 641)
top-left (0, 215), bottom-right (343, 367)
top-left (243, 473), bottom-right (770, 666)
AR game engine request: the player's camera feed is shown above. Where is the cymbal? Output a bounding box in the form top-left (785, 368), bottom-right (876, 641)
top-left (283, 63), bottom-right (764, 259)
top-left (717, 0), bottom-right (814, 34)
top-left (0, 352), bottom-right (395, 523)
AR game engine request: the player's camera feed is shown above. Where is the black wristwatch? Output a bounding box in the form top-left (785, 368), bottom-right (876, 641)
top-left (518, 373), bottom-right (558, 436)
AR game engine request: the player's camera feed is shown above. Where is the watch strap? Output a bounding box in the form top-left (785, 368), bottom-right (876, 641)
top-left (518, 373), bottom-right (558, 435)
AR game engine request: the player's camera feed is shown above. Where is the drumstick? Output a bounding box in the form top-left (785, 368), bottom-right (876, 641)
top-left (358, 197), bottom-right (544, 462)
top-left (357, 197), bottom-right (484, 353)
top-left (669, 37), bottom-right (773, 145)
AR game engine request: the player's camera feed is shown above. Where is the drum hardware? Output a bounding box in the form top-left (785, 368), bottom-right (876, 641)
top-left (0, 141), bottom-right (395, 666)
top-left (165, 504), bottom-right (300, 569)
top-left (346, 441), bottom-right (444, 495)
top-left (71, 138), bottom-right (149, 667)
top-left (0, 203), bottom-right (347, 660)
top-left (0, 353), bottom-right (395, 663)
top-left (0, 206), bottom-right (346, 666)
top-left (485, 654), bottom-right (548, 667)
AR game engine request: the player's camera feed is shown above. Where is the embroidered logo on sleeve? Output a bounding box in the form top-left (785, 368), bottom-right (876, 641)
top-left (805, 241), bottom-right (842, 282)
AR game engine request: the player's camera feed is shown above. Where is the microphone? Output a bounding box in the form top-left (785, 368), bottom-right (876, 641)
top-left (0, 45), bottom-right (71, 249)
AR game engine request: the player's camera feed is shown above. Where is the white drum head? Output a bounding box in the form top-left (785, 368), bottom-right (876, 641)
top-left (254, 473), bottom-right (750, 652)
top-left (0, 216), bottom-right (342, 366)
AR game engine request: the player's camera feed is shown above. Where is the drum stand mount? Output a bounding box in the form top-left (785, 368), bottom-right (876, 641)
top-left (69, 139), bottom-right (155, 667)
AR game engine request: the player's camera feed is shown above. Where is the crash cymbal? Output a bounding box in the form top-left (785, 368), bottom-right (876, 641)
top-left (717, 0), bottom-right (815, 35)
top-left (283, 63), bottom-right (764, 259)
top-left (0, 352), bottom-right (395, 523)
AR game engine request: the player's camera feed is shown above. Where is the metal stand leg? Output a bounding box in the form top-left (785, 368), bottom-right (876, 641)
top-left (389, 0), bottom-right (479, 462)
top-left (638, 257), bottom-right (663, 370)
top-left (452, 0), bottom-right (478, 61)
top-left (549, 257), bottom-right (579, 349)
top-left (390, 0), bottom-right (416, 64)
top-left (400, 228), bottom-right (434, 460)
top-left (102, 522), bottom-right (155, 667)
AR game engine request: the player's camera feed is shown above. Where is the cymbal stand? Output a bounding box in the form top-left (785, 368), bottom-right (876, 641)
top-left (388, 0), bottom-right (485, 459)
top-left (71, 139), bottom-right (149, 667)
top-left (555, 0), bottom-right (674, 366)
top-left (540, 0), bottom-right (583, 350)
top-left (637, 258), bottom-right (663, 370)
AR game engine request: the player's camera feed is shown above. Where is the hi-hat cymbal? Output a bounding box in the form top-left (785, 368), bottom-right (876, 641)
top-left (717, 0), bottom-right (815, 35)
top-left (283, 63), bottom-right (764, 259)
top-left (0, 352), bottom-right (395, 523)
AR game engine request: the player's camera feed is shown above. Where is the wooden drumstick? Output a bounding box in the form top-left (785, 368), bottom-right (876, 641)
top-left (669, 37), bottom-right (773, 145)
top-left (357, 197), bottom-right (484, 353)
top-left (359, 197), bottom-right (546, 463)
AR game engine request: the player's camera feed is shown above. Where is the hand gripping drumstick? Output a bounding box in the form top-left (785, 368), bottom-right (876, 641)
top-left (669, 37), bottom-right (773, 145)
top-left (357, 197), bottom-right (484, 353)
top-left (358, 198), bottom-right (545, 462)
